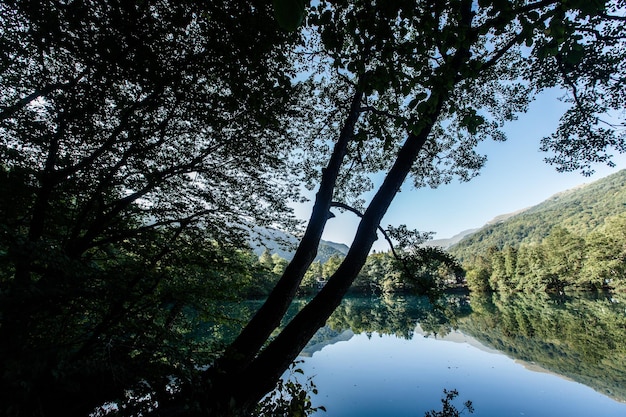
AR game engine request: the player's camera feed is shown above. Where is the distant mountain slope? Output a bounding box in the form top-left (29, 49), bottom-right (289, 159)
top-left (424, 228), bottom-right (479, 249)
top-left (249, 227), bottom-right (349, 264)
top-left (449, 169), bottom-right (626, 262)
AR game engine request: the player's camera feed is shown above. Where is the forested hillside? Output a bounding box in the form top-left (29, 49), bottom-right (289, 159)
top-left (449, 170), bottom-right (626, 293)
top-left (449, 169), bottom-right (626, 262)
top-left (250, 227), bottom-right (349, 264)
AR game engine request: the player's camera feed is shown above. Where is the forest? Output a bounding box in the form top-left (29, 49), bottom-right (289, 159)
top-left (1, 1), bottom-right (625, 416)
top-left (451, 170), bottom-right (626, 293)
top-left (462, 216), bottom-right (626, 292)
top-left (459, 292), bottom-right (626, 403)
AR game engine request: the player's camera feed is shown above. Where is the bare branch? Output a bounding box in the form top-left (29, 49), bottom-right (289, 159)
top-left (0, 72), bottom-right (86, 122)
top-left (329, 201), bottom-right (401, 260)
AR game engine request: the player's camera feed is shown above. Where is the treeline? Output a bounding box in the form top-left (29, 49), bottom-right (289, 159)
top-left (352, 248), bottom-right (464, 295)
top-left (463, 213), bottom-right (626, 293)
top-left (250, 246), bottom-right (464, 297)
top-left (451, 169), bottom-right (626, 263)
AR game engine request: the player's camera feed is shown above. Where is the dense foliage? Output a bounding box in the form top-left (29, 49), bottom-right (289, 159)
top-left (352, 248), bottom-right (464, 295)
top-left (254, 246), bottom-right (462, 296)
top-left (464, 214), bottom-right (626, 292)
top-left (453, 171), bottom-right (626, 293)
top-left (450, 169), bottom-right (626, 262)
top-left (2, 0), bottom-right (626, 416)
top-left (459, 292), bottom-right (626, 402)
top-left (0, 0), bottom-right (302, 415)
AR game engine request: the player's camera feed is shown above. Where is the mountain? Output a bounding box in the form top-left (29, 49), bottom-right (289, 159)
top-left (448, 169), bottom-right (626, 261)
top-left (423, 228), bottom-right (479, 249)
top-left (249, 227), bottom-right (349, 264)
top-left (314, 240), bottom-right (350, 263)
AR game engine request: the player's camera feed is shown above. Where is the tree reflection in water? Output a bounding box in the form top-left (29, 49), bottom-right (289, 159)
top-left (459, 291), bottom-right (626, 402)
top-left (215, 291), bottom-right (626, 409)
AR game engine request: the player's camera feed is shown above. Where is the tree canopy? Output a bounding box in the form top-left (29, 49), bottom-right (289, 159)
top-left (1, 1), bottom-right (625, 416)
top-left (1, 0), bottom-right (303, 415)
top-left (206, 1), bottom-right (626, 414)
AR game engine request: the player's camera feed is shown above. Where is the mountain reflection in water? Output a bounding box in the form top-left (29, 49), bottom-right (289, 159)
top-left (213, 292), bottom-right (626, 416)
top-left (291, 292), bottom-right (626, 416)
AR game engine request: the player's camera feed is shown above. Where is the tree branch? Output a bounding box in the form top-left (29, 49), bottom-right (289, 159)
top-left (600, 13), bottom-right (626, 22)
top-left (0, 72), bottom-right (86, 122)
top-left (212, 83), bottom-right (366, 377)
top-left (477, 0), bottom-right (560, 35)
top-left (329, 201), bottom-right (401, 259)
top-left (232, 4), bottom-right (476, 409)
top-left (359, 106), bottom-right (406, 124)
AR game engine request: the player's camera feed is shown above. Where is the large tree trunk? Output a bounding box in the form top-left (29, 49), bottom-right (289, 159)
top-left (214, 88), bottom-right (365, 375)
top-left (221, 24), bottom-right (474, 413)
top-left (230, 97), bottom-right (444, 413)
top-left (170, 5), bottom-right (476, 415)
top-left (156, 88), bottom-right (365, 417)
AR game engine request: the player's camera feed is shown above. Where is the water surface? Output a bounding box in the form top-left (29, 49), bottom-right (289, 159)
top-left (291, 293), bottom-right (626, 417)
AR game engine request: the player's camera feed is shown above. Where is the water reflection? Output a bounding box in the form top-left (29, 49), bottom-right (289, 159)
top-left (213, 291), bottom-right (626, 413)
top-left (459, 292), bottom-right (626, 402)
top-left (325, 293), bottom-right (471, 340)
top-left (295, 292), bottom-right (626, 417)
top-left (303, 292), bottom-right (626, 404)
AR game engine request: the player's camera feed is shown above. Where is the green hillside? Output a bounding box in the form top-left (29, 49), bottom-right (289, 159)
top-left (250, 227), bottom-right (349, 264)
top-left (449, 169), bottom-right (626, 262)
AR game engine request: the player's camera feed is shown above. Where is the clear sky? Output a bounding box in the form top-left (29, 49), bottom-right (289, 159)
top-left (293, 88), bottom-right (626, 252)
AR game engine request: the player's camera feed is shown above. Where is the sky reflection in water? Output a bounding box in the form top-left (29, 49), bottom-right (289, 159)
top-left (298, 328), bottom-right (626, 417)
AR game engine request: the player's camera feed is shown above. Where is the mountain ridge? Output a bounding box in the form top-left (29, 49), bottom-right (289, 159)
top-left (448, 169), bottom-right (626, 261)
top-left (249, 227), bottom-right (349, 264)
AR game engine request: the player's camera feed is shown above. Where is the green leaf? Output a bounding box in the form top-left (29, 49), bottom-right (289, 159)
top-left (273, 0), bottom-right (307, 31)
top-left (564, 48), bottom-right (585, 65)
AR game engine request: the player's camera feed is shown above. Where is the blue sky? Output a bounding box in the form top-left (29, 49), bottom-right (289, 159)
top-left (295, 88), bottom-right (626, 252)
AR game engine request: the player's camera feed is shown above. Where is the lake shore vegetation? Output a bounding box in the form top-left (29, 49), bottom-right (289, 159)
top-left (462, 212), bottom-right (626, 293)
top-left (2, 1), bottom-right (626, 416)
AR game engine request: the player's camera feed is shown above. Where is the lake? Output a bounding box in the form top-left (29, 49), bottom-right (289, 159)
top-left (274, 292), bottom-right (626, 417)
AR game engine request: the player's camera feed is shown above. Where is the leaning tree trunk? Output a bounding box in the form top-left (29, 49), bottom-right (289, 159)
top-left (225, 29), bottom-right (475, 413)
top-left (156, 87), bottom-right (365, 417)
top-left (231, 98), bottom-right (443, 413)
top-left (171, 7), bottom-right (476, 415)
top-left (213, 88), bottom-right (365, 376)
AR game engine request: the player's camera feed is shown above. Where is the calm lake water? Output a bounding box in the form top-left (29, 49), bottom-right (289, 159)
top-left (273, 292), bottom-right (626, 417)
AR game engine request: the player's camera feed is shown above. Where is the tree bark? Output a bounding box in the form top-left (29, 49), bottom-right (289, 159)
top-left (225, 5), bottom-right (476, 408)
top-left (213, 88), bottom-right (365, 376)
top-left (232, 100), bottom-right (442, 413)
top-left (164, 4), bottom-right (484, 415)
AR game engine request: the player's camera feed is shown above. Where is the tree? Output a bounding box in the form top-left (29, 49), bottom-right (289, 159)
top-left (489, 249), bottom-right (508, 292)
top-left (271, 253), bottom-right (290, 276)
top-left (259, 249), bottom-right (276, 271)
top-left (193, 1), bottom-right (626, 415)
top-left (3, 1), bottom-right (626, 416)
top-left (391, 245), bottom-right (464, 295)
top-left (465, 264), bottom-right (493, 293)
top-left (541, 226), bottom-right (585, 292)
top-left (299, 260), bottom-right (323, 294)
top-left (321, 253), bottom-right (344, 280)
top-left (353, 251), bottom-right (389, 293)
top-left (503, 246), bottom-right (518, 282)
top-left (0, 1), bottom-right (302, 416)
top-left (582, 213), bottom-right (626, 290)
